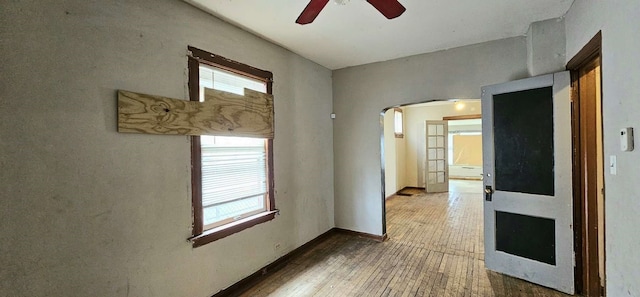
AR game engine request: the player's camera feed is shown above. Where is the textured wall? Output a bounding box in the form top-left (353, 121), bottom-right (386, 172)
top-left (527, 18), bottom-right (567, 76)
top-left (565, 2), bottom-right (640, 296)
top-left (332, 37), bottom-right (528, 235)
top-left (0, 1), bottom-right (334, 296)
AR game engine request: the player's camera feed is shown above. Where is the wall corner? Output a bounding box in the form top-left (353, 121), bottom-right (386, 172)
top-left (526, 17), bottom-right (567, 77)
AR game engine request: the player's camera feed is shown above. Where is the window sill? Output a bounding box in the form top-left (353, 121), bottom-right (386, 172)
top-left (190, 210), bottom-right (278, 248)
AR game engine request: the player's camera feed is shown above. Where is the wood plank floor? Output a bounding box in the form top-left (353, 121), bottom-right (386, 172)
top-left (239, 180), bottom-right (572, 297)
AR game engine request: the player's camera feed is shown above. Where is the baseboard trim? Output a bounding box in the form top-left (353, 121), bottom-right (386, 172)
top-left (386, 187), bottom-right (426, 200)
top-left (334, 228), bottom-right (387, 242)
top-left (210, 227), bottom-right (386, 297)
top-left (211, 228), bottom-right (337, 297)
top-left (385, 190), bottom-right (399, 200)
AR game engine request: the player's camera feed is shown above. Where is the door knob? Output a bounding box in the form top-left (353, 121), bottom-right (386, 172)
top-left (485, 185), bottom-right (494, 201)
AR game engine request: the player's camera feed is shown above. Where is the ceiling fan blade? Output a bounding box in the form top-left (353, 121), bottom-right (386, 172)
top-left (296, 0), bottom-right (330, 25)
top-left (366, 0), bottom-right (406, 19)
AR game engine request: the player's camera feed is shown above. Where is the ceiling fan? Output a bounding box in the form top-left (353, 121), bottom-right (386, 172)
top-left (296, 0), bottom-right (406, 25)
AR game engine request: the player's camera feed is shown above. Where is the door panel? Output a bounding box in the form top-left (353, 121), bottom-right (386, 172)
top-left (493, 87), bottom-right (555, 196)
top-left (495, 211), bottom-right (556, 265)
top-left (425, 120), bottom-right (448, 193)
top-left (482, 72), bottom-right (574, 294)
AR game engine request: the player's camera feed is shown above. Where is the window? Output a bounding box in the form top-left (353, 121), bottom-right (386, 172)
top-left (447, 131), bottom-right (482, 165)
top-left (188, 46), bottom-right (276, 247)
top-left (394, 108), bottom-right (404, 138)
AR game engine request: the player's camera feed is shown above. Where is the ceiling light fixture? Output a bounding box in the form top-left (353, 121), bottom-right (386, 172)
top-left (455, 101), bottom-right (466, 111)
top-left (334, 0), bottom-right (349, 5)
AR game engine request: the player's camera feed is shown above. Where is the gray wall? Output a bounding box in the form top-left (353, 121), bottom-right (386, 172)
top-left (527, 18), bottom-right (566, 76)
top-left (332, 37), bottom-right (528, 235)
top-left (565, 2), bottom-right (640, 296)
top-left (0, 1), bottom-right (334, 296)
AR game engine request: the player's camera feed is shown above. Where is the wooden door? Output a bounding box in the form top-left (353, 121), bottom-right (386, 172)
top-left (482, 72), bottom-right (574, 294)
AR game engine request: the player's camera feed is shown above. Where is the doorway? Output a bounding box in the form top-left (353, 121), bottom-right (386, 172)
top-left (381, 100), bottom-right (482, 237)
top-left (381, 100), bottom-right (482, 199)
top-left (567, 31), bottom-right (605, 297)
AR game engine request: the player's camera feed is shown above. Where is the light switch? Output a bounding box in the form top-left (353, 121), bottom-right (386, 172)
top-left (610, 155), bottom-right (617, 175)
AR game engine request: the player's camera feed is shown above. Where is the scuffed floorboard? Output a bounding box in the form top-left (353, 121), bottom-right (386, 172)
top-left (240, 181), bottom-right (571, 297)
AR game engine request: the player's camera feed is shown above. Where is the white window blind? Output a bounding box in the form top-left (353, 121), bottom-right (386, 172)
top-left (199, 64), bottom-right (266, 100)
top-left (198, 64), bottom-right (268, 228)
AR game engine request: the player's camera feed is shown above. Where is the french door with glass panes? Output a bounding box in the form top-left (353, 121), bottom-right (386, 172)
top-left (425, 120), bottom-right (448, 193)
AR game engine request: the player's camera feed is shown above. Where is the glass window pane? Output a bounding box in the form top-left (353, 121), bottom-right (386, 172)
top-left (201, 135), bottom-right (268, 229)
top-left (203, 195), bottom-right (265, 226)
top-left (436, 124), bottom-right (444, 135)
top-left (428, 173), bottom-right (437, 184)
top-left (437, 172), bottom-right (445, 183)
top-left (198, 63), bottom-right (269, 230)
top-left (429, 161), bottom-right (437, 172)
top-left (394, 110), bottom-right (403, 134)
top-left (428, 125), bottom-right (437, 135)
top-left (199, 64), bottom-right (266, 102)
top-left (437, 160), bottom-right (445, 171)
top-left (428, 149), bottom-right (436, 159)
top-left (428, 137), bottom-right (437, 147)
top-left (437, 136), bottom-right (444, 147)
top-left (437, 149), bottom-right (445, 159)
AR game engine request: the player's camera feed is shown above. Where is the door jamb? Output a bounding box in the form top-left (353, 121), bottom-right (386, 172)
top-left (566, 31), bottom-right (605, 297)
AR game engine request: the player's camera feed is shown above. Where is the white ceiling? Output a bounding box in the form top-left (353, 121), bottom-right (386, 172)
top-left (186, 0), bottom-right (574, 70)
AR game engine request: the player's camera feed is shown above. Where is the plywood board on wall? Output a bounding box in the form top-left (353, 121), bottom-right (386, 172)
top-left (117, 88), bottom-right (274, 138)
top-left (452, 135), bottom-right (482, 166)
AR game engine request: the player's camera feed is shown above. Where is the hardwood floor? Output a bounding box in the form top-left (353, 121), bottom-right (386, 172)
top-left (239, 180), bottom-right (572, 297)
